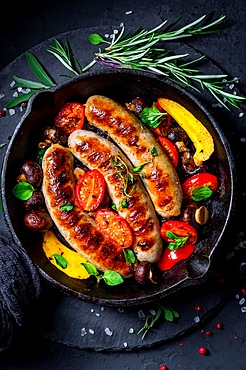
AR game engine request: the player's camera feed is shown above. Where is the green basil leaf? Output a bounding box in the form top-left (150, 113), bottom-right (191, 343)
top-left (102, 270), bottom-right (124, 286)
top-left (60, 202), bottom-right (74, 211)
top-left (26, 52), bottom-right (55, 87)
top-left (139, 105), bottom-right (166, 128)
top-left (123, 248), bottom-right (136, 264)
top-left (88, 33), bottom-right (105, 45)
top-left (52, 254), bottom-right (67, 269)
top-left (12, 182), bottom-right (34, 200)
top-left (163, 307), bottom-right (174, 321)
top-left (81, 262), bottom-right (99, 276)
top-left (121, 199), bottom-right (129, 208)
top-left (166, 231), bottom-right (188, 250)
top-left (191, 185), bottom-right (213, 201)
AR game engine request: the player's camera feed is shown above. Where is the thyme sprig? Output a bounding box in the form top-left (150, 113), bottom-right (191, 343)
top-left (110, 155), bottom-right (135, 197)
top-left (137, 303), bottom-right (179, 339)
top-left (88, 14), bottom-right (246, 110)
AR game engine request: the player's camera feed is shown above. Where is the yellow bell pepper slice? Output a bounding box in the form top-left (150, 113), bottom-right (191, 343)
top-left (158, 98), bottom-right (214, 166)
top-left (42, 230), bottom-right (90, 279)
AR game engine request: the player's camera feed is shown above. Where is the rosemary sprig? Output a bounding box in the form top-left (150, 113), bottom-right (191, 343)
top-left (88, 14), bottom-right (246, 110)
top-left (137, 303), bottom-right (179, 339)
top-left (47, 38), bottom-right (83, 76)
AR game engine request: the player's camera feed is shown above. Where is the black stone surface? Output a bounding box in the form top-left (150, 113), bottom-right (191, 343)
top-left (0, 0), bottom-right (246, 368)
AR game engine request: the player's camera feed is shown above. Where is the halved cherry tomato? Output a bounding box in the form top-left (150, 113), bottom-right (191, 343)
top-left (158, 136), bottom-right (179, 168)
top-left (182, 173), bottom-right (218, 199)
top-left (95, 209), bottom-right (133, 248)
top-left (75, 169), bottom-right (105, 211)
top-left (160, 220), bottom-right (198, 244)
top-left (158, 243), bottom-right (196, 271)
top-left (54, 102), bottom-right (85, 135)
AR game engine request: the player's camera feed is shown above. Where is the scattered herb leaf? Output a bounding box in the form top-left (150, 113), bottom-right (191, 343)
top-left (140, 105), bottom-right (167, 128)
top-left (137, 303), bottom-right (179, 339)
top-left (12, 182), bottom-right (34, 201)
top-left (151, 147), bottom-right (158, 157)
top-left (191, 185), bottom-right (213, 201)
top-left (60, 202), bottom-right (74, 211)
top-left (121, 199), bottom-right (129, 208)
top-left (52, 254), bottom-right (68, 269)
top-left (102, 270), bottom-right (124, 286)
top-left (132, 162), bottom-right (148, 173)
top-left (166, 231), bottom-right (188, 250)
top-left (123, 248), bottom-right (136, 264)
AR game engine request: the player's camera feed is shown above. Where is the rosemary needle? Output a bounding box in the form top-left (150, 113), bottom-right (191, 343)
top-left (88, 13), bottom-right (246, 110)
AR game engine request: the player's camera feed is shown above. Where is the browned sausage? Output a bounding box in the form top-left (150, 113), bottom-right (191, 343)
top-left (85, 95), bottom-right (183, 218)
top-left (41, 143), bottom-right (133, 278)
top-left (68, 129), bottom-right (163, 263)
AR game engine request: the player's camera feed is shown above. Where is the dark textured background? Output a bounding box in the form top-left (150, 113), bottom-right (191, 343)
top-left (0, 0), bottom-right (246, 369)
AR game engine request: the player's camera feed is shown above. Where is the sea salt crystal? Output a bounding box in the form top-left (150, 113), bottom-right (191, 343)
top-left (89, 329), bottom-right (95, 334)
top-left (118, 308), bottom-right (125, 313)
top-left (90, 308), bottom-right (95, 313)
top-left (0, 93), bottom-right (5, 99)
top-left (81, 327), bottom-right (87, 336)
top-left (240, 138), bottom-right (246, 143)
top-left (13, 92), bottom-right (18, 97)
top-left (101, 306), bottom-right (105, 311)
top-left (125, 10), bottom-right (133, 15)
top-left (235, 294), bottom-right (240, 299)
top-left (9, 109), bottom-right (16, 116)
top-left (10, 81), bottom-right (16, 88)
top-left (138, 310), bottom-right (146, 319)
top-left (105, 327), bottom-right (113, 336)
top-left (150, 309), bottom-right (156, 315)
top-left (123, 342), bottom-right (128, 347)
top-left (229, 84), bottom-right (235, 89)
top-left (239, 112), bottom-right (244, 118)
top-left (193, 316), bottom-right (200, 323)
top-left (239, 298), bottom-right (245, 305)
top-left (104, 34), bottom-right (109, 38)
top-left (96, 313), bottom-right (101, 317)
top-left (129, 328), bottom-right (134, 334)
top-left (241, 306), bottom-right (246, 313)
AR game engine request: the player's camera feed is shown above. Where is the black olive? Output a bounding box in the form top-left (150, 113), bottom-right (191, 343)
top-left (24, 209), bottom-right (53, 232)
top-left (23, 190), bottom-right (44, 210)
top-left (20, 160), bottom-right (43, 187)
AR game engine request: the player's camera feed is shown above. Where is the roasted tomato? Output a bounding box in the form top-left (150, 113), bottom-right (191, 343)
top-left (182, 172), bottom-right (218, 199)
top-left (160, 220), bottom-right (198, 244)
top-left (75, 169), bottom-right (105, 211)
top-left (158, 243), bottom-right (196, 271)
top-left (95, 209), bottom-right (133, 248)
top-left (158, 136), bottom-right (179, 168)
top-left (54, 102), bottom-right (85, 135)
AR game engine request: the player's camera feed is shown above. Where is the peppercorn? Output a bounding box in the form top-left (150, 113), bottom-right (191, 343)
top-left (0, 109), bottom-right (6, 117)
top-left (199, 346), bottom-right (208, 355)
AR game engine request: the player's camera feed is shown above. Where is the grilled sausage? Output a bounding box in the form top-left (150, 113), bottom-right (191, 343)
top-left (85, 95), bottom-right (183, 218)
top-left (68, 130), bottom-right (163, 263)
top-left (41, 144), bottom-right (133, 278)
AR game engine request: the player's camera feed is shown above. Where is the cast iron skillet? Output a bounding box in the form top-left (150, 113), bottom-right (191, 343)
top-left (1, 69), bottom-right (235, 306)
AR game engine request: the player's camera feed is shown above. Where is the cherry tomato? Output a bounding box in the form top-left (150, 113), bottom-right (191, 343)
top-left (161, 220), bottom-right (198, 244)
top-left (54, 102), bottom-right (85, 135)
top-left (95, 209), bottom-right (133, 248)
top-left (182, 173), bottom-right (218, 199)
top-left (158, 243), bottom-right (196, 271)
top-left (75, 169), bottom-right (105, 211)
top-left (158, 136), bottom-right (179, 168)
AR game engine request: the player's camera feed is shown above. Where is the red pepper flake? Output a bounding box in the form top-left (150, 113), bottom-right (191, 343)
top-left (195, 305), bottom-right (202, 312)
top-left (241, 288), bottom-right (246, 296)
top-left (179, 343), bottom-right (184, 347)
top-left (216, 322), bottom-right (223, 329)
top-left (160, 365), bottom-right (167, 370)
top-left (199, 346), bottom-right (208, 355)
top-left (0, 109), bottom-right (6, 117)
top-left (205, 330), bottom-right (213, 336)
